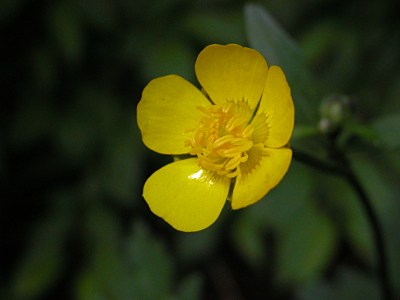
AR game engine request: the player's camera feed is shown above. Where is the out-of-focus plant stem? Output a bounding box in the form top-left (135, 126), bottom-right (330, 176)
top-left (293, 148), bottom-right (392, 300)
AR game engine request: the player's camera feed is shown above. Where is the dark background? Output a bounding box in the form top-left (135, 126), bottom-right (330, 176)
top-left (2, 0), bottom-right (400, 299)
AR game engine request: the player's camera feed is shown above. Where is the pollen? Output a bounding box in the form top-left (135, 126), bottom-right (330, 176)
top-left (186, 101), bottom-right (269, 178)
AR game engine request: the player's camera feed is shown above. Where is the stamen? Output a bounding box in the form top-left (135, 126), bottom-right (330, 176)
top-left (186, 101), bottom-right (270, 178)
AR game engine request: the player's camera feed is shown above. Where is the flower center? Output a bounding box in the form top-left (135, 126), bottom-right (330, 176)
top-left (186, 101), bottom-right (269, 178)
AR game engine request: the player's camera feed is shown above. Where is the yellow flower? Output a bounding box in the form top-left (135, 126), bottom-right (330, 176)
top-left (137, 44), bottom-right (294, 232)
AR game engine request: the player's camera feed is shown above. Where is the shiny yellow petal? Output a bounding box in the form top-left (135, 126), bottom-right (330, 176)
top-left (258, 66), bottom-right (294, 148)
top-left (143, 158), bottom-right (230, 232)
top-left (137, 75), bottom-right (210, 154)
top-left (195, 44), bottom-right (268, 109)
top-left (231, 148), bottom-right (292, 209)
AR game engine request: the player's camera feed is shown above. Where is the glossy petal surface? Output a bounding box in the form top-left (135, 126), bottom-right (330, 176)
top-left (258, 66), bottom-right (294, 148)
top-left (231, 147), bottom-right (292, 209)
top-left (137, 75), bottom-right (210, 154)
top-left (195, 44), bottom-right (268, 109)
top-left (143, 158), bottom-right (230, 232)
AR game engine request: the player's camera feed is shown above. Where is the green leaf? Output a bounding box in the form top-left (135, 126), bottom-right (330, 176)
top-left (174, 273), bottom-right (203, 300)
top-left (349, 152), bottom-right (400, 290)
top-left (298, 267), bottom-right (379, 300)
top-left (0, 0), bottom-right (26, 23)
top-left (184, 10), bottom-right (246, 45)
top-left (231, 162), bottom-right (315, 268)
top-left (244, 3), bottom-right (320, 124)
top-left (99, 118), bottom-right (142, 205)
top-left (372, 114), bottom-right (400, 150)
top-left (317, 173), bottom-right (374, 263)
top-left (75, 270), bottom-right (108, 300)
top-left (48, 2), bottom-right (83, 63)
top-left (232, 211), bottom-right (268, 267)
top-left (13, 229), bottom-right (63, 299)
top-left (176, 223), bottom-right (220, 264)
top-left (260, 161), bottom-right (314, 231)
top-left (292, 124), bottom-right (320, 141)
top-left (126, 221), bottom-right (174, 300)
top-left (13, 194), bottom-right (72, 299)
top-left (125, 36), bottom-right (195, 81)
top-left (276, 207), bottom-right (337, 285)
top-left (76, 209), bottom-right (136, 300)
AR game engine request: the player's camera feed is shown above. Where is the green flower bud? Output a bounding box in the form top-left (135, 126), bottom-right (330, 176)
top-left (319, 95), bottom-right (351, 134)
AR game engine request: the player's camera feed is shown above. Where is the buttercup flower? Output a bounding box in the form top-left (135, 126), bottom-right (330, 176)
top-left (137, 44), bottom-right (294, 232)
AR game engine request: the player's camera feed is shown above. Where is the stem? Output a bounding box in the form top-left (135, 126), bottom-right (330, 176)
top-left (293, 149), bottom-right (392, 300)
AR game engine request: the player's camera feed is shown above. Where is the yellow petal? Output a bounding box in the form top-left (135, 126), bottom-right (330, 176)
top-left (143, 158), bottom-right (230, 232)
top-left (258, 66), bottom-right (294, 148)
top-left (137, 75), bottom-right (211, 154)
top-left (231, 147), bottom-right (292, 209)
top-left (195, 44), bottom-right (268, 109)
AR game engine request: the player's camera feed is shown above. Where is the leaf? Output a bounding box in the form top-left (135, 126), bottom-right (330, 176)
top-left (298, 267), bottom-right (379, 300)
top-left (232, 211), bottom-right (268, 267)
top-left (231, 161), bottom-right (315, 268)
top-left (349, 151), bottom-right (400, 290)
top-left (99, 118), bottom-right (142, 205)
top-left (13, 228), bottom-right (64, 299)
top-left (316, 173), bottom-right (374, 263)
top-left (276, 207), bottom-right (337, 285)
top-left (48, 2), bottom-right (83, 64)
top-left (125, 36), bottom-right (195, 81)
top-left (292, 124), bottom-right (320, 141)
top-left (174, 273), bottom-right (203, 300)
top-left (81, 209), bottom-right (128, 299)
top-left (12, 194), bottom-right (72, 299)
top-left (126, 221), bottom-right (175, 300)
top-left (244, 3), bottom-right (320, 124)
top-left (261, 161), bottom-right (314, 231)
top-left (175, 223), bottom-right (220, 264)
top-left (0, 0), bottom-right (27, 24)
top-left (184, 10), bottom-right (246, 45)
top-left (372, 114), bottom-right (400, 150)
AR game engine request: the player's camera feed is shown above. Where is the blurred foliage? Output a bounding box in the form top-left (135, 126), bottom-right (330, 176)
top-left (1, 0), bottom-right (400, 299)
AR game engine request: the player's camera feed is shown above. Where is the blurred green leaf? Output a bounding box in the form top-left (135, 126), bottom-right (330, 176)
top-left (127, 221), bottom-right (174, 300)
top-left (77, 0), bottom-right (117, 31)
top-left (76, 270), bottom-right (107, 300)
top-left (262, 162), bottom-right (314, 231)
top-left (55, 87), bottom-right (119, 163)
top-left (174, 273), bottom-right (203, 300)
top-left (383, 76), bottom-right (400, 114)
top-left (232, 211), bottom-right (267, 267)
top-left (99, 116), bottom-right (142, 205)
top-left (299, 267), bottom-right (379, 300)
top-left (9, 98), bottom-right (56, 147)
top-left (77, 209), bottom-right (135, 300)
top-left (277, 206), bottom-right (337, 285)
top-left (337, 121), bottom-right (380, 149)
top-left (0, 0), bottom-right (26, 23)
top-left (231, 162), bottom-right (317, 269)
top-left (0, 142), bottom-right (4, 177)
top-left (31, 46), bottom-right (57, 95)
top-left (184, 10), bottom-right (245, 45)
top-left (176, 223), bottom-right (220, 264)
top-left (13, 193), bottom-right (72, 299)
top-left (318, 174), bottom-right (374, 263)
top-left (126, 36), bottom-right (195, 81)
top-left (244, 3), bottom-right (319, 124)
top-left (350, 151), bottom-right (400, 292)
top-left (350, 152), bottom-right (399, 225)
top-left (299, 20), bottom-right (360, 92)
top-left (372, 114), bottom-right (400, 150)
top-left (49, 1), bottom-right (83, 63)
top-left (292, 124), bottom-right (320, 141)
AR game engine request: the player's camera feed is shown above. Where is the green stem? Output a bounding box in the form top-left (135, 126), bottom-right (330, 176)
top-left (292, 149), bottom-right (392, 300)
